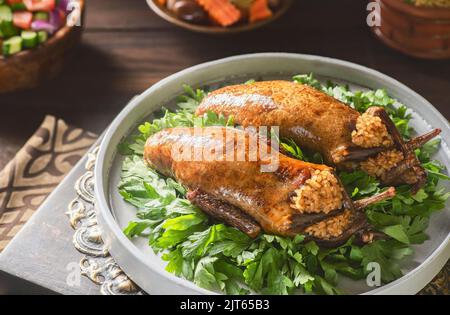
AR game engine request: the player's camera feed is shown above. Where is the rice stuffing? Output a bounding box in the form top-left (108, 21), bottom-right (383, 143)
top-left (291, 169), bottom-right (343, 214)
top-left (351, 113), bottom-right (393, 148)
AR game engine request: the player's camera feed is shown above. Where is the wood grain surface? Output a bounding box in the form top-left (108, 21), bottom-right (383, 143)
top-left (0, 0), bottom-right (449, 170)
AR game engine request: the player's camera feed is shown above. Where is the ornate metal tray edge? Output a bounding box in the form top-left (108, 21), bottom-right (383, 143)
top-left (66, 147), bottom-right (143, 295)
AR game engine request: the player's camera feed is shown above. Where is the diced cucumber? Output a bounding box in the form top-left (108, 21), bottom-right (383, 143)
top-left (37, 30), bottom-right (48, 43)
top-left (10, 3), bottom-right (27, 11)
top-left (0, 5), bottom-right (18, 38)
top-left (0, 20), bottom-right (18, 37)
top-left (34, 12), bottom-right (49, 21)
top-left (21, 30), bottom-right (38, 48)
top-left (0, 5), bottom-right (11, 22)
top-left (2, 35), bottom-right (22, 56)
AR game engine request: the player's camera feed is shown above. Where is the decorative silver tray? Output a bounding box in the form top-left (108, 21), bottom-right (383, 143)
top-left (89, 53), bottom-right (450, 295)
top-left (67, 147), bottom-right (143, 295)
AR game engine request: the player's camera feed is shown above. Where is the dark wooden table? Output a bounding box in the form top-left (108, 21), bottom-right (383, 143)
top-left (1, 0), bottom-right (449, 170)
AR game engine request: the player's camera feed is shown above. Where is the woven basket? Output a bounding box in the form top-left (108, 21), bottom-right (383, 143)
top-left (370, 0), bottom-right (450, 59)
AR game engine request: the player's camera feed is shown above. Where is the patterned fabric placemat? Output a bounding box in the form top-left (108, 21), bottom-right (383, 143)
top-left (0, 115), bottom-right (447, 294)
top-left (0, 115), bottom-right (97, 252)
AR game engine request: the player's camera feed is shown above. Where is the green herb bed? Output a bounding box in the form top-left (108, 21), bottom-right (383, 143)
top-left (118, 74), bottom-right (449, 295)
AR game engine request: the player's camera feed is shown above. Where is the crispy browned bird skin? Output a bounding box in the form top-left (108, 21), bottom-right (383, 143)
top-left (196, 80), bottom-right (359, 165)
top-left (195, 80), bottom-right (434, 189)
top-left (144, 127), bottom-right (366, 244)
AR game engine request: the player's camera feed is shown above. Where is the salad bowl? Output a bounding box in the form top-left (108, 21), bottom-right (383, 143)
top-left (94, 53), bottom-right (450, 295)
top-left (0, 0), bottom-right (84, 94)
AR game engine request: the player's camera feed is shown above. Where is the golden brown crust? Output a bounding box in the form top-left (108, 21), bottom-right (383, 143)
top-left (144, 127), bottom-right (349, 237)
top-left (196, 80), bottom-right (433, 189)
top-left (196, 80), bottom-right (360, 164)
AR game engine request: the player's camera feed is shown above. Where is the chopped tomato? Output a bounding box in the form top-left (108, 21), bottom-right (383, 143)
top-left (23, 0), bottom-right (56, 12)
top-left (13, 11), bottom-right (33, 29)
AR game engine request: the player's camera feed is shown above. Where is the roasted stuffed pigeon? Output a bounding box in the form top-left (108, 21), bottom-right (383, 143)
top-left (144, 126), bottom-right (395, 246)
top-left (196, 81), bottom-right (440, 192)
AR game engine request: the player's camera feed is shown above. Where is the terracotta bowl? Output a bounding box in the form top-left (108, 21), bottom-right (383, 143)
top-left (147, 0), bottom-right (293, 34)
top-left (370, 0), bottom-right (450, 59)
top-left (0, 0), bottom-right (85, 94)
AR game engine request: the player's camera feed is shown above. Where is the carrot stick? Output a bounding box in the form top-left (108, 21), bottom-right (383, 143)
top-left (249, 0), bottom-right (272, 23)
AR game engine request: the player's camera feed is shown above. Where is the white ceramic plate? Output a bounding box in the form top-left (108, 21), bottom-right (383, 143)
top-left (94, 53), bottom-right (450, 295)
